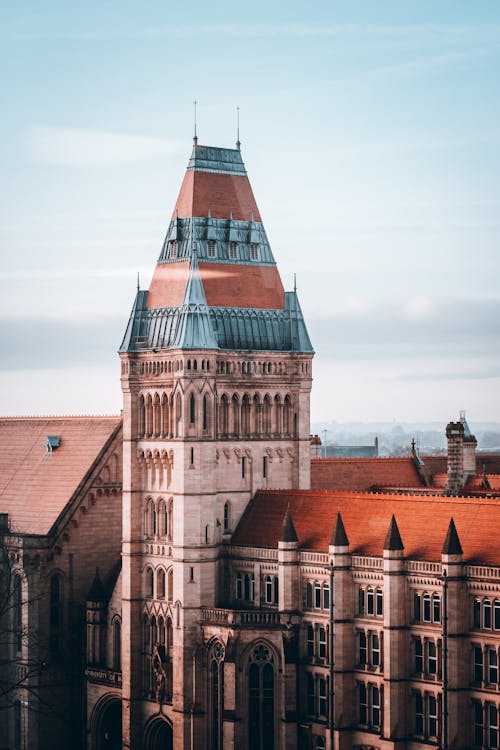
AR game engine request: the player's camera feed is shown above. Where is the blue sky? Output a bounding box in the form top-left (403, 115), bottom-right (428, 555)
top-left (1, 1), bottom-right (499, 422)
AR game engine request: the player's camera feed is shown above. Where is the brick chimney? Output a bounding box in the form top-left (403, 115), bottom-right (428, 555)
top-left (446, 421), bottom-right (465, 495)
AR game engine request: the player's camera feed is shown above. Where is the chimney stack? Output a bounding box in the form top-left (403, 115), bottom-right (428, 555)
top-left (445, 421), bottom-right (465, 495)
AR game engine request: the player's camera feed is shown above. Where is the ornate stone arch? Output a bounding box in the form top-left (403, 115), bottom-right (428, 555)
top-left (89, 693), bottom-right (122, 750)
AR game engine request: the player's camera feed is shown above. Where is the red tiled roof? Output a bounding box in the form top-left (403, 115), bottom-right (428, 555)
top-left (488, 475), bottom-right (500, 491)
top-left (232, 489), bottom-right (500, 565)
top-left (173, 170), bottom-right (261, 222)
top-left (0, 417), bottom-right (121, 535)
top-left (311, 457), bottom-right (424, 492)
top-left (148, 262), bottom-right (284, 310)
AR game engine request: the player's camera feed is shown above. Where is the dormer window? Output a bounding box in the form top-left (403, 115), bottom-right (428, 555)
top-left (46, 436), bottom-right (61, 453)
top-left (207, 240), bottom-right (216, 258)
top-left (250, 243), bottom-right (259, 260)
top-left (229, 242), bottom-right (237, 259)
top-left (170, 240), bottom-right (178, 258)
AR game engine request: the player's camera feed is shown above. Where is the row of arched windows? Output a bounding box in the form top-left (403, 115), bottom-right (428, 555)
top-left (144, 497), bottom-right (173, 540)
top-left (217, 359), bottom-right (287, 376)
top-left (144, 566), bottom-right (174, 601)
top-left (137, 390), bottom-right (297, 440)
top-left (474, 598), bottom-right (500, 631)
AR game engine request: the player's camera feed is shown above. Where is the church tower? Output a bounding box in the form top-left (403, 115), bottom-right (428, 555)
top-left (119, 141), bottom-right (313, 749)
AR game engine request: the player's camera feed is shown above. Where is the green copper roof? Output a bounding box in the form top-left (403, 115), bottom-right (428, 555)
top-left (119, 291), bottom-right (313, 354)
top-left (187, 145), bottom-right (246, 175)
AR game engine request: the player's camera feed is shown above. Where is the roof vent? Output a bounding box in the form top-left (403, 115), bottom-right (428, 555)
top-left (46, 435), bottom-right (61, 453)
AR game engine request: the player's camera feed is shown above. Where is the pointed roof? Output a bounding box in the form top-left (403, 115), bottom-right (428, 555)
top-left (169, 251), bottom-right (219, 349)
top-left (442, 517), bottom-right (463, 555)
top-left (279, 507), bottom-right (298, 543)
top-left (330, 512), bottom-right (349, 547)
top-left (87, 568), bottom-right (106, 602)
top-left (384, 514), bottom-right (404, 551)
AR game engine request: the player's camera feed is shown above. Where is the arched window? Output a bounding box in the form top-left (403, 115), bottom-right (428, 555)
top-left (13, 573), bottom-right (22, 653)
top-left (157, 569), bottom-right (166, 599)
top-left (153, 393), bottom-right (161, 437)
top-left (273, 577), bottom-right (279, 605)
top-left (248, 644), bottom-right (275, 750)
top-left (223, 501), bottom-right (230, 532)
top-left (167, 498), bottom-right (173, 542)
top-left (263, 395), bottom-right (271, 436)
top-left (305, 582), bottom-right (313, 609)
top-left (145, 568), bottom-right (154, 598)
top-left (241, 395), bottom-right (250, 436)
top-left (161, 393), bottom-right (169, 437)
top-left (157, 498), bottom-right (166, 537)
top-left (190, 393), bottom-right (196, 424)
top-left (175, 393), bottom-right (182, 437)
top-left (265, 576), bottom-right (273, 604)
top-left (484, 599), bottom-right (492, 629)
top-left (50, 573), bottom-right (62, 657)
top-left (273, 395), bottom-right (282, 435)
top-left (167, 568), bottom-right (173, 602)
top-left (145, 394), bottom-right (153, 437)
top-left (203, 395), bottom-right (208, 431)
top-left (210, 641), bottom-right (225, 750)
top-left (219, 395), bottom-right (229, 437)
top-left (232, 395), bottom-right (240, 436)
top-left (283, 395), bottom-right (291, 435)
top-left (113, 618), bottom-right (121, 670)
top-left (138, 394), bottom-right (145, 437)
top-left (145, 498), bottom-right (156, 538)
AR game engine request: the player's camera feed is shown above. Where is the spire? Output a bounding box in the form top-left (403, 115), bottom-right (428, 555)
top-left (279, 506), bottom-right (298, 543)
top-left (236, 105), bottom-right (241, 150)
top-left (384, 514), bottom-right (404, 551)
top-left (87, 568), bottom-right (106, 602)
top-left (442, 517), bottom-right (463, 556)
top-left (171, 250), bottom-right (218, 350)
top-left (193, 99), bottom-right (198, 146)
top-left (330, 512), bottom-right (349, 547)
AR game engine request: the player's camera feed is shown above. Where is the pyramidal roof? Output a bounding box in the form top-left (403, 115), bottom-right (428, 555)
top-left (120, 140), bottom-right (313, 355)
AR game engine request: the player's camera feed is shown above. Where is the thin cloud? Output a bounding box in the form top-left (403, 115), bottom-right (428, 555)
top-left (29, 127), bottom-right (185, 167)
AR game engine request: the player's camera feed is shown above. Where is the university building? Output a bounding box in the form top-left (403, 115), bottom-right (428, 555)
top-left (1, 139), bottom-right (500, 750)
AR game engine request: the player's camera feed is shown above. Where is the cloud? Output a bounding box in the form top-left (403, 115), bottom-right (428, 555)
top-left (402, 296), bottom-right (435, 320)
top-left (29, 127), bottom-right (185, 167)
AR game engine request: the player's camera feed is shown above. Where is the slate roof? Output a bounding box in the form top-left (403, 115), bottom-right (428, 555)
top-left (231, 489), bottom-right (500, 565)
top-left (0, 416), bottom-right (121, 536)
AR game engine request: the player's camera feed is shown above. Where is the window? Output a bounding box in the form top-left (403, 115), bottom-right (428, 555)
top-left (307, 673), bottom-right (315, 715)
top-left (428, 694), bottom-right (437, 737)
top-left (318, 627), bottom-right (327, 659)
top-left (145, 568), bottom-right (154, 598)
top-left (371, 685), bottom-right (380, 728)
top-left (359, 631), bottom-right (367, 666)
top-left (433, 594), bottom-right (441, 623)
top-left (415, 693), bottom-right (424, 735)
top-left (13, 574), bottom-right (22, 653)
top-left (307, 625), bottom-right (314, 659)
top-left (359, 683), bottom-right (367, 725)
top-left (157, 569), bottom-right (165, 599)
top-left (415, 638), bottom-right (423, 673)
top-left (242, 457), bottom-right (246, 479)
top-left (376, 589), bottom-right (383, 616)
top-left (474, 599), bottom-right (481, 628)
top-left (414, 593), bottom-right (422, 622)
top-left (207, 240), bottom-right (216, 258)
top-left (367, 588), bottom-right (374, 615)
top-left (305, 583), bottom-right (313, 609)
top-left (265, 576), bottom-right (273, 604)
top-left (495, 600), bottom-right (500, 631)
top-left (474, 645), bottom-right (484, 682)
top-left (485, 600), bottom-right (492, 629)
top-left (190, 394), bottom-right (196, 424)
top-left (323, 584), bottom-right (330, 611)
top-left (359, 588), bottom-right (365, 615)
top-left (318, 677), bottom-right (327, 717)
top-left (236, 573), bottom-right (254, 602)
top-left (170, 240), bottom-right (178, 258)
top-left (250, 243), bottom-right (259, 260)
top-left (423, 593), bottom-right (431, 622)
top-left (488, 704), bottom-right (498, 749)
top-left (229, 242), bottom-right (237, 259)
top-left (113, 618), bottom-right (121, 670)
top-left (314, 583), bottom-right (321, 609)
top-left (488, 649), bottom-right (498, 684)
top-left (248, 647), bottom-right (274, 750)
top-left (263, 455), bottom-right (268, 479)
top-left (203, 395), bottom-right (208, 430)
top-left (371, 633), bottom-right (380, 667)
top-left (474, 702), bottom-right (484, 746)
top-left (427, 641), bottom-right (437, 675)
top-left (223, 502), bottom-right (230, 532)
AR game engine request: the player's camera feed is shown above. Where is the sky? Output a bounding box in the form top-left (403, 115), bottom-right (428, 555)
top-left (1, 0), bottom-right (499, 423)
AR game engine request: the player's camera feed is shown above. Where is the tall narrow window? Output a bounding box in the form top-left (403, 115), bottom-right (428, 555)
top-left (359, 683), bottom-right (367, 725)
top-left (359, 631), bottom-right (367, 666)
top-left (484, 599), bottom-right (492, 629)
top-left (203, 395), bottom-right (208, 430)
top-left (488, 648), bottom-right (498, 684)
top-left (229, 242), bottom-right (237, 259)
top-left (423, 593), bottom-right (431, 622)
top-left (414, 593), bottom-right (422, 622)
top-left (473, 599), bottom-right (481, 628)
top-left (371, 685), bottom-right (380, 727)
top-left (170, 240), bottom-right (178, 258)
top-left (433, 594), bottom-right (441, 623)
top-left (242, 457), bottom-right (246, 479)
top-left (210, 642), bottom-right (225, 750)
top-left (371, 633), bottom-right (380, 667)
top-left (473, 645), bottom-right (483, 682)
top-left (489, 704), bottom-right (498, 749)
top-left (305, 583), bottom-right (313, 609)
top-left (190, 394), bottom-right (196, 424)
top-left (428, 694), bottom-right (437, 737)
top-left (13, 574), bottom-right (22, 653)
top-left (367, 588), bottom-right (374, 615)
top-left (318, 627), bottom-right (327, 659)
top-left (415, 638), bottom-right (423, 673)
top-left (376, 589), bottom-right (383, 616)
top-left (223, 502), bottom-right (230, 532)
top-left (427, 641), bottom-right (437, 675)
top-left (318, 677), bottom-right (327, 717)
top-left (265, 576), bottom-right (273, 604)
top-left (113, 618), bottom-right (121, 670)
top-left (248, 646), bottom-right (274, 750)
top-left (251, 243), bottom-right (259, 260)
top-left (415, 693), bottom-right (424, 735)
top-left (306, 673), bottom-right (314, 714)
top-left (495, 600), bottom-right (500, 630)
top-left (49, 574), bottom-right (62, 657)
top-left (207, 240), bottom-right (216, 258)
top-left (474, 702), bottom-right (484, 746)
top-left (263, 456), bottom-right (268, 479)
top-left (307, 625), bottom-right (314, 658)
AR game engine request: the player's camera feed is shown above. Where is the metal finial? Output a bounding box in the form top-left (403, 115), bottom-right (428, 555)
top-left (293, 273), bottom-right (297, 293)
top-left (137, 272), bottom-right (140, 292)
top-left (193, 99), bottom-right (198, 145)
top-left (236, 105), bottom-right (241, 150)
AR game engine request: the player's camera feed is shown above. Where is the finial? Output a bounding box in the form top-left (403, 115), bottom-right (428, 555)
top-left (236, 105), bottom-right (241, 150)
top-left (137, 272), bottom-right (140, 292)
top-left (193, 99), bottom-right (198, 146)
top-left (293, 273), bottom-right (297, 293)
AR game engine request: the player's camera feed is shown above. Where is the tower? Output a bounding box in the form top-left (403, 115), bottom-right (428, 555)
top-left (118, 140), bottom-right (313, 749)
